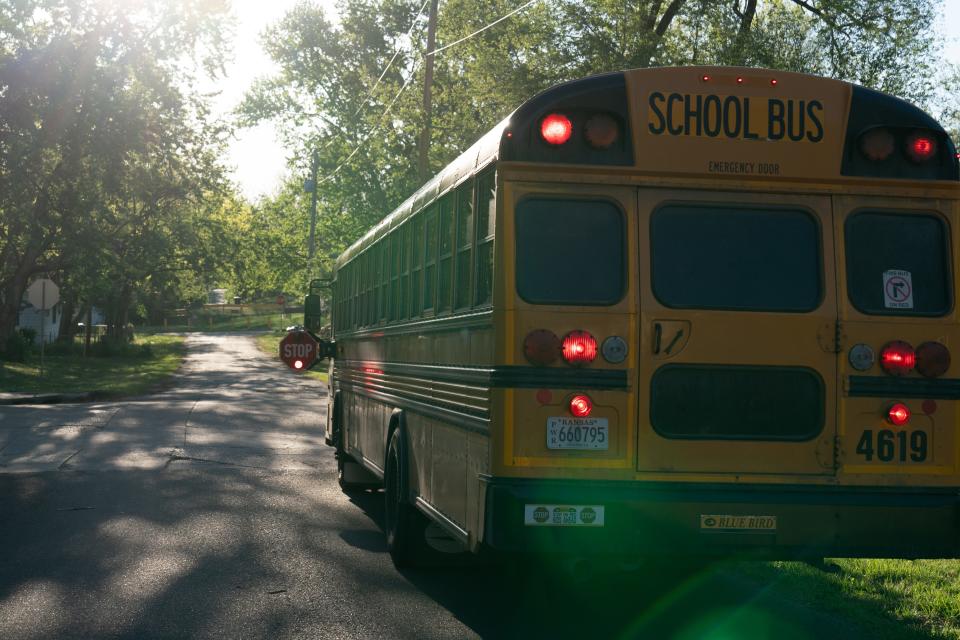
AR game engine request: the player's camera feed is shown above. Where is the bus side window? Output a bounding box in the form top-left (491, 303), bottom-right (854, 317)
top-left (379, 237), bottom-right (389, 322)
top-left (424, 205), bottom-right (438, 312)
top-left (400, 222), bottom-right (411, 320)
top-left (360, 252), bottom-right (368, 327)
top-left (389, 231), bottom-right (399, 322)
top-left (438, 194), bottom-right (455, 313)
top-left (411, 213), bottom-right (425, 318)
top-left (455, 180), bottom-right (475, 310)
top-left (475, 170), bottom-right (496, 307)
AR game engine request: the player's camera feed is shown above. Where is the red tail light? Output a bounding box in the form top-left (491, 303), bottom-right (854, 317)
top-left (541, 113), bottom-right (573, 145)
top-left (916, 341), bottom-right (951, 378)
top-left (524, 329), bottom-right (561, 366)
top-left (569, 394), bottom-right (593, 417)
top-left (905, 132), bottom-right (937, 163)
top-left (880, 341), bottom-right (915, 376)
top-left (886, 403), bottom-right (911, 426)
top-left (561, 331), bottom-right (597, 366)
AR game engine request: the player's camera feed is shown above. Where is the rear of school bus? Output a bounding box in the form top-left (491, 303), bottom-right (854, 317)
top-left (481, 66), bottom-right (960, 559)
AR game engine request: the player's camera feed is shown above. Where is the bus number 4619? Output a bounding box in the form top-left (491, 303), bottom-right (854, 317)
top-left (855, 429), bottom-right (928, 463)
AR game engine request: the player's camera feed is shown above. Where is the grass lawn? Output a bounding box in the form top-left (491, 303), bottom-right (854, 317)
top-left (735, 559), bottom-right (960, 639)
top-left (255, 330), bottom-right (329, 383)
top-left (0, 334), bottom-right (186, 396)
top-left (140, 312), bottom-right (296, 333)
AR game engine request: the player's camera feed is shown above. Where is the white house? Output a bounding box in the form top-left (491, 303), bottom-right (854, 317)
top-left (17, 301), bottom-right (62, 345)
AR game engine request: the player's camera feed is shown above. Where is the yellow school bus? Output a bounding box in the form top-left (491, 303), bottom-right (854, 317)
top-left (325, 66), bottom-right (960, 567)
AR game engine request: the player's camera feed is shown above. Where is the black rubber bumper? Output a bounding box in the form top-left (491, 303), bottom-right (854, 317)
top-left (482, 478), bottom-right (960, 559)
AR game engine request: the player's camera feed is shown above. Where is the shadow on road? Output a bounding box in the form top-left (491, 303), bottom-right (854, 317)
top-left (329, 488), bottom-right (923, 640)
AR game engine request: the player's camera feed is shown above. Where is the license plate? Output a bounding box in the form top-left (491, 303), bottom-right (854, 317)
top-left (547, 417), bottom-right (609, 450)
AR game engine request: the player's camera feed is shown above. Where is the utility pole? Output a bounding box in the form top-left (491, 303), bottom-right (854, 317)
top-left (417, 0), bottom-right (439, 182)
top-left (307, 149), bottom-right (319, 276)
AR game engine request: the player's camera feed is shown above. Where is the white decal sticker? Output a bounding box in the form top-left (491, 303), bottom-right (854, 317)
top-left (883, 269), bottom-right (914, 309)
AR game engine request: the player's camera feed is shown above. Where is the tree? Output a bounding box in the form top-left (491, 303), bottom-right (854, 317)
top-left (0, 0), bottom-right (232, 347)
top-left (240, 0), bottom-right (947, 287)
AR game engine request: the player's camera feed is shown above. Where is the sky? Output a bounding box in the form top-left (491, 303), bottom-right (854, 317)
top-left (213, 0), bottom-right (336, 201)
top-left (217, 0), bottom-right (960, 202)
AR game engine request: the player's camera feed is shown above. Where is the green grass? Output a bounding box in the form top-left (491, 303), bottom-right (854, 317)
top-left (255, 330), bottom-right (329, 383)
top-left (735, 559), bottom-right (960, 639)
top-left (140, 312), bottom-right (295, 333)
top-left (0, 334), bottom-right (186, 396)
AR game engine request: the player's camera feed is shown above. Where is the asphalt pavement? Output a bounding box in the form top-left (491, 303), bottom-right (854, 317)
top-left (0, 333), bottom-right (884, 639)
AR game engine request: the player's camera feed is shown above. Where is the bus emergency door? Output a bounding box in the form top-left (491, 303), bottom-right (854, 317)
top-left (833, 195), bottom-right (959, 478)
top-left (636, 188), bottom-right (838, 476)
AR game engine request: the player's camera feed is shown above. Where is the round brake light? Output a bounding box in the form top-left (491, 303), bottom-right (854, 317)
top-left (523, 329), bottom-right (561, 366)
top-left (561, 331), bottom-right (597, 366)
top-left (879, 341), bottom-right (915, 376)
top-left (905, 131), bottom-right (937, 163)
top-left (569, 394), bottom-right (593, 417)
top-left (886, 403), bottom-right (911, 426)
top-left (916, 341), bottom-right (951, 378)
top-left (541, 113), bottom-right (573, 145)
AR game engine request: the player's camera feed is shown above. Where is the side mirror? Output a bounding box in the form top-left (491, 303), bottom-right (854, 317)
top-left (304, 293), bottom-right (323, 332)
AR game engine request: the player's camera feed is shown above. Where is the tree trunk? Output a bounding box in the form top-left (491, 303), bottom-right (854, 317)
top-left (0, 268), bottom-right (33, 353)
top-left (57, 296), bottom-right (78, 343)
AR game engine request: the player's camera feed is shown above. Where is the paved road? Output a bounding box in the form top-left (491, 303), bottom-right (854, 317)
top-left (0, 334), bottom-right (885, 639)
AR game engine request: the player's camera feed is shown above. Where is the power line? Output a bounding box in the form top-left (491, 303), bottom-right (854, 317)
top-left (316, 0), bottom-right (544, 185)
top-left (319, 55), bottom-right (423, 185)
top-left (312, 0), bottom-right (430, 155)
top-left (431, 0), bottom-right (541, 56)
top-left (347, 0), bottom-right (431, 123)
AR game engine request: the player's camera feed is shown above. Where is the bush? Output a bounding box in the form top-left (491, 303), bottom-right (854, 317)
top-left (3, 332), bottom-right (32, 362)
top-left (45, 340), bottom-right (81, 356)
top-left (90, 337), bottom-right (152, 358)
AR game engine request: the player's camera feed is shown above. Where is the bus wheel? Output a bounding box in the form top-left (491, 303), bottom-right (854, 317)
top-left (384, 428), bottom-right (428, 568)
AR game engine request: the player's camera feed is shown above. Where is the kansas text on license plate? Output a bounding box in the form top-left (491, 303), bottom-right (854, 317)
top-left (547, 417), bottom-right (609, 450)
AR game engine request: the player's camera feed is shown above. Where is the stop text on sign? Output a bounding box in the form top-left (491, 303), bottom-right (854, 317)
top-left (283, 343), bottom-right (314, 358)
top-left (647, 92), bottom-right (824, 142)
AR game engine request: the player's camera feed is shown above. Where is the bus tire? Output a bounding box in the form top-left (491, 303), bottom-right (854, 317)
top-left (384, 427), bottom-right (429, 568)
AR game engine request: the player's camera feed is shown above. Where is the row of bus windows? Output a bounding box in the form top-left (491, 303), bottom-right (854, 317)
top-left (516, 199), bottom-right (951, 316)
top-left (335, 170), bottom-right (496, 331)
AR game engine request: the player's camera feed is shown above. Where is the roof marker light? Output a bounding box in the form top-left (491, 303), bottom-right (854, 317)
top-left (770, 78), bottom-right (778, 86)
top-left (736, 76), bottom-right (744, 84)
top-left (701, 74), bottom-right (711, 82)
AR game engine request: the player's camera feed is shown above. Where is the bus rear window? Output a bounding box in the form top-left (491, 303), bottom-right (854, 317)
top-left (651, 205), bottom-right (821, 312)
top-left (845, 212), bottom-right (951, 316)
top-left (516, 198), bottom-right (625, 305)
